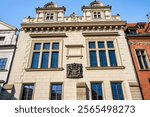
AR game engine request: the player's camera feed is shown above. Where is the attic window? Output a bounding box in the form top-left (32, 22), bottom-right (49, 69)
top-left (138, 25), bottom-right (145, 29)
top-left (0, 37), bottom-right (5, 41)
top-left (93, 12), bottom-right (101, 19)
top-left (45, 13), bottom-right (54, 20)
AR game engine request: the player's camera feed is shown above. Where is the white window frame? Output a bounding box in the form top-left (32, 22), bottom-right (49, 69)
top-left (86, 38), bottom-right (122, 68)
top-left (28, 40), bottom-right (63, 69)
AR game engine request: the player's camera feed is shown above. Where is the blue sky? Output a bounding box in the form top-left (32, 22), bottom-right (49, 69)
top-left (0, 0), bottom-right (149, 29)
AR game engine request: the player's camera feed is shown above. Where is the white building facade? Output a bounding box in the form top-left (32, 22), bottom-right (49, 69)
top-left (5, 1), bottom-right (142, 100)
top-left (0, 21), bottom-right (17, 96)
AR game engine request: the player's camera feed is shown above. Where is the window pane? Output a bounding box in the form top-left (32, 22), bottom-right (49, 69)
top-left (41, 52), bottom-right (49, 68)
top-left (109, 50), bottom-right (117, 67)
top-left (143, 56), bottom-right (149, 69)
top-left (21, 84), bottom-right (34, 100)
top-left (136, 51), bottom-right (144, 69)
top-left (31, 52), bottom-right (40, 68)
top-left (51, 84), bottom-right (62, 100)
top-left (89, 51), bottom-right (97, 67)
top-left (98, 42), bottom-right (105, 48)
top-left (52, 43), bottom-right (59, 50)
top-left (91, 83), bottom-right (103, 100)
top-left (51, 52), bottom-right (59, 68)
top-left (107, 41), bottom-right (114, 48)
top-left (111, 83), bottom-right (124, 100)
top-left (34, 43), bottom-right (41, 50)
top-left (0, 58), bottom-right (7, 70)
top-left (89, 42), bottom-right (96, 48)
top-left (43, 43), bottom-right (50, 50)
top-left (99, 51), bottom-right (107, 67)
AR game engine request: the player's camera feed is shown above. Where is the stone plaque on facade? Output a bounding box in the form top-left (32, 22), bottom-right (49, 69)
top-left (67, 63), bottom-right (83, 78)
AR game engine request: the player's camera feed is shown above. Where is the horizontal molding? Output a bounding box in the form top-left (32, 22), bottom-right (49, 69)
top-left (86, 66), bottom-right (125, 70)
top-left (0, 45), bottom-right (16, 49)
top-left (22, 21), bottom-right (126, 28)
top-left (65, 44), bottom-right (84, 48)
top-left (83, 32), bottom-right (119, 36)
top-left (30, 33), bottom-right (67, 38)
top-left (25, 68), bottom-right (64, 71)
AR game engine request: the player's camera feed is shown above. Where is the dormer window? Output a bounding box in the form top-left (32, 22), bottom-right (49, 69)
top-left (93, 12), bottom-right (101, 19)
top-left (45, 13), bottom-right (54, 20)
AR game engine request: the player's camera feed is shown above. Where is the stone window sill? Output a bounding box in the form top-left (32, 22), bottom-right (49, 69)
top-left (139, 69), bottom-right (150, 71)
top-left (25, 68), bottom-right (64, 71)
top-left (86, 66), bottom-right (125, 70)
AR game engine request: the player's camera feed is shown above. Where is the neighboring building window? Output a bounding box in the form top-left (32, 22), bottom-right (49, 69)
top-left (45, 13), bottom-right (54, 20)
top-left (0, 37), bottom-right (5, 41)
top-left (129, 29), bottom-right (136, 34)
top-left (31, 42), bottom-right (60, 69)
top-left (111, 82), bottom-right (124, 100)
top-left (21, 84), bottom-right (34, 100)
top-left (88, 41), bottom-right (118, 67)
top-left (91, 82), bottom-right (103, 100)
top-left (0, 58), bottom-right (7, 70)
top-left (51, 84), bottom-right (62, 100)
top-left (93, 12), bottom-right (101, 19)
top-left (136, 50), bottom-right (150, 70)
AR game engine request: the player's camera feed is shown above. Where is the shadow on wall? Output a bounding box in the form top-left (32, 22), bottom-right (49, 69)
top-left (0, 85), bottom-right (17, 100)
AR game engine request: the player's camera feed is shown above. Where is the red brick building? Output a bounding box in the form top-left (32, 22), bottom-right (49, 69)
top-left (126, 22), bottom-right (150, 100)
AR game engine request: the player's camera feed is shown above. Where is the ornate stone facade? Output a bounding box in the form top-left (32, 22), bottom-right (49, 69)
top-left (3, 1), bottom-right (142, 100)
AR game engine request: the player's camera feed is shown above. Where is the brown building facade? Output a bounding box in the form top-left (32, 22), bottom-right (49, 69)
top-left (126, 22), bottom-right (150, 100)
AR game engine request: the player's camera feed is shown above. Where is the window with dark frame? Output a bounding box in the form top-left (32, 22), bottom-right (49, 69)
top-left (31, 42), bottom-right (59, 69)
top-left (91, 82), bottom-right (103, 100)
top-left (136, 50), bottom-right (150, 70)
top-left (0, 58), bottom-right (7, 70)
top-left (111, 82), bottom-right (124, 100)
top-left (21, 84), bottom-right (34, 100)
top-left (51, 84), bottom-right (62, 100)
top-left (88, 41), bottom-right (118, 67)
top-left (45, 13), bottom-right (54, 20)
top-left (93, 12), bottom-right (101, 19)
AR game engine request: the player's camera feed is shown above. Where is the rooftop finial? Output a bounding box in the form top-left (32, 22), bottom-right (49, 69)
top-left (146, 12), bottom-right (150, 22)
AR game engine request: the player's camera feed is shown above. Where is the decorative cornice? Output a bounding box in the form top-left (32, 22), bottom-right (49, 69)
top-left (83, 32), bottom-right (119, 36)
top-left (30, 33), bottom-right (67, 38)
top-left (36, 7), bottom-right (66, 11)
top-left (22, 21), bottom-right (125, 32)
top-left (82, 6), bottom-right (112, 10)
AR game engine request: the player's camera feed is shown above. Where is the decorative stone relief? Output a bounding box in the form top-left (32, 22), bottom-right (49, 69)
top-left (67, 63), bottom-right (83, 78)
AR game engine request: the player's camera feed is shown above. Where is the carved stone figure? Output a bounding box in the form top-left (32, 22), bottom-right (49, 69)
top-left (67, 63), bottom-right (83, 78)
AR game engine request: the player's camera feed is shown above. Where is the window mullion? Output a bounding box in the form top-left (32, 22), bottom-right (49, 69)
top-left (96, 41), bottom-right (100, 67)
top-left (38, 43), bottom-right (43, 68)
top-left (105, 41), bottom-right (110, 66)
top-left (140, 52), bottom-right (145, 69)
top-left (49, 42), bottom-right (52, 68)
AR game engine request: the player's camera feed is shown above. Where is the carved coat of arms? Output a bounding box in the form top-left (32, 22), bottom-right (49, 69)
top-left (67, 63), bottom-right (83, 78)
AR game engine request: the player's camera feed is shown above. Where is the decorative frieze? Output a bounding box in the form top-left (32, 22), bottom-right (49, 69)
top-left (129, 42), bottom-right (150, 46)
top-left (23, 25), bottom-right (124, 33)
